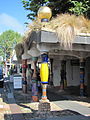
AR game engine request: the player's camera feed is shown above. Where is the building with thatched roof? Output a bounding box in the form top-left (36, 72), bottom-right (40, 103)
top-left (15, 13), bottom-right (90, 97)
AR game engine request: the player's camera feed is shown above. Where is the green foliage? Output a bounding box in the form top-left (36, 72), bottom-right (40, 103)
top-left (22, 0), bottom-right (49, 20)
top-left (0, 30), bottom-right (23, 60)
top-left (69, 0), bottom-right (90, 16)
top-left (22, 0), bottom-right (90, 20)
top-left (22, 0), bottom-right (71, 20)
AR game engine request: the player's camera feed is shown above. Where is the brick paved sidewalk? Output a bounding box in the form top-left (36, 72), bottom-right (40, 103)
top-left (0, 81), bottom-right (64, 120)
top-left (0, 88), bottom-right (12, 120)
top-left (0, 81), bottom-right (90, 120)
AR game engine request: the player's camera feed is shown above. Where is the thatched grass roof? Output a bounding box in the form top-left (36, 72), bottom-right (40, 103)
top-left (23, 31), bottom-right (37, 50)
top-left (15, 14), bottom-right (90, 61)
top-left (15, 43), bottom-right (24, 62)
top-left (27, 14), bottom-right (90, 48)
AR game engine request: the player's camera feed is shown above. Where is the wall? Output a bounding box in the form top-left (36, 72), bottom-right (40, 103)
top-left (53, 59), bottom-right (61, 86)
top-left (66, 60), bottom-right (87, 86)
top-left (52, 59), bottom-right (87, 87)
top-left (66, 60), bottom-right (80, 86)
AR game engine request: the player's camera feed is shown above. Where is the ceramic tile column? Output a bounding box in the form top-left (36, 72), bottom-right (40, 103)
top-left (80, 58), bottom-right (85, 96)
top-left (40, 54), bottom-right (49, 101)
top-left (22, 59), bottom-right (27, 93)
top-left (31, 57), bottom-right (39, 102)
top-left (38, 53), bottom-right (51, 113)
top-left (63, 61), bottom-right (67, 89)
top-left (60, 60), bottom-right (67, 90)
top-left (49, 59), bottom-right (53, 86)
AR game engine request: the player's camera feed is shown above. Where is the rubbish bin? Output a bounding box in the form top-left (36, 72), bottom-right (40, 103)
top-left (0, 79), bottom-right (4, 88)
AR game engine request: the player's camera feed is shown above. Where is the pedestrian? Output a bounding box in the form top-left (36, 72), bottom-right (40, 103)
top-left (9, 67), bottom-right (13, 82)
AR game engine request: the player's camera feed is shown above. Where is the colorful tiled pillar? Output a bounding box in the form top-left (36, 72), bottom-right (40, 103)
top-left (60, 60), bottom-right (67, 90)
top-left (31, 57), bottom-right (39, 102)
top-left (38, 53), bottom-right (51, 113)
top-left (40, 54), bottom-right (49, 101)
top-left (49, 59), bottom-right (53, 86)
top-left (63, 61), bottom-right (67, 89)
top-left (22, 59), bottom-right (27, 93)
top-left (80, 58), bottom-right (85, 96)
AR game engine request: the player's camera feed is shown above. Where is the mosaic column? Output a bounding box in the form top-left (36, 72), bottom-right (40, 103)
top-left (31, 57), bottom-right (39, 102)
top-left (40, 54), bottom-right (49, 101)
top-left (38, 53), bottom-right (51, 113)
top-left (49, 59), bottom-right (53, 86)
top-left (63, 61), bottom-right (67, 89)
top-left (60, 60), bottom-right (67, 90)
top-left (22, 59), bottom-right (27, 93)
top-left (80, 58), bottom-right (85, 96)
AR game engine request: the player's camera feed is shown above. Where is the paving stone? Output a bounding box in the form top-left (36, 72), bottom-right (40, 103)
top-left (7, 93), bottom-right (14, 98)
top-left (54, 100), bottom-right (90, 116)
top-left (0, 82), bottom-right (90, 120)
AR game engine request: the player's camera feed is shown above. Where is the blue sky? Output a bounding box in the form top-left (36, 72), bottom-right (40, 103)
top-left (0, 0), bottom-right (31, 34)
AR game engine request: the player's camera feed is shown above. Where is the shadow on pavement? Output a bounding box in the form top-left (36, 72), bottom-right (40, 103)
top-left (2, 80), bottom-right (90, 105)
top-left (47, 86), bottom-right (90, 103)
top-left (4, 109), bottom-right (82, 120)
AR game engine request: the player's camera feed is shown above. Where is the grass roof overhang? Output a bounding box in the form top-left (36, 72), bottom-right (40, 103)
top-left (27, 14), bottom-right (90, 48)
top-left (15, 14), bottom-right (90, 61)
top-left (15, 43), bottom-right (24, 62)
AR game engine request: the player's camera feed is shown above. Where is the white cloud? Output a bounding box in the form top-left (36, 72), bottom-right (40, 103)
top-left (0, 13), bottom-right (25, 34)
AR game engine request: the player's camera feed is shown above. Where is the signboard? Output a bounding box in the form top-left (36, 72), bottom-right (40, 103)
top-left (13, 76), bottom-right (22, 89)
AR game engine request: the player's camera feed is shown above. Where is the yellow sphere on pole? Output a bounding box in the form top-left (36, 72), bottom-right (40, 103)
top-left (38, 6), bottom-right (52, 20)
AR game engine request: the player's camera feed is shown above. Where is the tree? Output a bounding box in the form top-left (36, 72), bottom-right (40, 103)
top-left (22, 0), bottom-right (73, 20)
top-left (22, 0), bottom-right (90, 20)
top-left (69, 0), bottom-right (90, 16)
top-left (22, 0), bottom-right (72, 20)
top-left (0, 30), bottom-right (22, 60)
top-left (22, 0), bottom-right (49, 20)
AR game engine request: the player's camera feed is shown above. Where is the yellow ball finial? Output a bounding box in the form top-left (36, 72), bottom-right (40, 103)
top-left (38, 6), bottom-right (52, 22)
